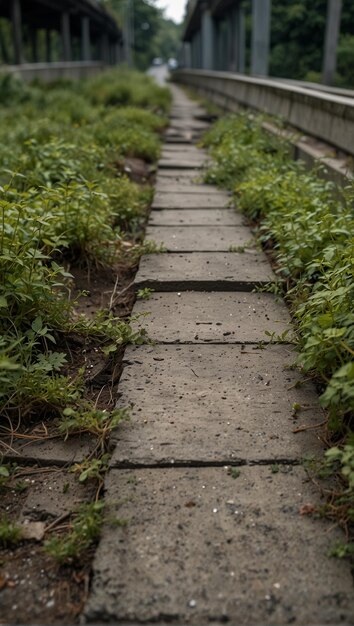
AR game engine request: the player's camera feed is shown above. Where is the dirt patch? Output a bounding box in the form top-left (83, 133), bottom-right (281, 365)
top-left (0, 466), bottom-right (96, 624)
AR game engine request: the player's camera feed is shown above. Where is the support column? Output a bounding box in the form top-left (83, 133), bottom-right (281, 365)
top-left (201, 5), bottom-right (214, 70)
top-left (30, 28), bottom-right (38, 63)
top-left (229, 7), bottom-right (237, 71)
top-left (113, 42), bottom-right (120, 65)
top-left (190, 35), bottom-right (196, 68)
top-left (197, 30), bottom-right (202, 69)
top-left (251, 0), bottom-right (271, 76)
top-left (214, 20), bottom-right (220, 70)
top-left (322, 0), bottom-right (342, 85)
top-left (0, 21), bottom-right (10, 64)
top-left (61, 11), bottom-right (72, 62)
top-left (101, 32), bottom-right (109, 64)
top-left (46, 29), bottom-right (52, 63)
top-left (232, 3), bottom-right (246, 73)
top-left (184, 42), bottom-right (192, 68)
top-left (81, 16), bottom-right (91, 61)
top-left (237, 5), bottom-right (246, 73)
top-left (11, 0), bottom-right (23, 65)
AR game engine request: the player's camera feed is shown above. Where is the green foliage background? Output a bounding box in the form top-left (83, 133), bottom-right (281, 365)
top-left (242, 0), bottom-right (354, 86)
top-left (105, 0), bottom-right (182, 70)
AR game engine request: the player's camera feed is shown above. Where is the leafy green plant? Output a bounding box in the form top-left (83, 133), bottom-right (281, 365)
top-left (0, 67), bottom-right (165, 427)
top-left (71, 454), bottom-right (111, 484)
top-left (0, 516), bottom-right (22, 548)
top-left (137, 288), bottom-right (155, 300)
top-left (44, 501), bottom-right (104, 564)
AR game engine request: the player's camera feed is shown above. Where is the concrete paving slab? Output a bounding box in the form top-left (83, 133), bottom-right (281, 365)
top-left (84, 466), bottom-right (354, 625)
top-left (156, 169), bottom-right (203, 179)
top-left (110, 344), bottom-right (324, 466)
top-left (170, 109), bottom-right (206, 119)
top-left (149, 209), bottom-right (244, 227)
top-left (165, 136), bottom-right (193, 144)
top-left (170, 119), bottom-right (209, 130)
top-left (155, 182), bottom-right (223, 194)
top-left (19, 473), bottom-right (90, 522)
top-left (146, 225), bottom-right (252, 252)
top-left (152, 192), bottom-right (230, 209)
top-left (162, 144), bottom-right (206, 153)
top-left (160, 154), bottom-right (205, 165)
top-left (2, 433), bottom-right (96, 466)
top-left (158, 160), bottom-right (205, 170)
top-left (135, 252), bottom-right (273, 291)
top-left (161, 151), bottom-right (206, 161)
top-left (132, 292), bottom-right (292, 343)
top-left (165, 130), bottom-right (194, 142)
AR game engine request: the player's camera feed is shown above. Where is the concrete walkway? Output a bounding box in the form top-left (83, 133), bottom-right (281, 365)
top-left (84, 87), bottom-right (354, 624)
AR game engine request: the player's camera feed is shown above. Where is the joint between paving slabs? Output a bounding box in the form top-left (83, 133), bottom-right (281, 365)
top-left (109, 458), bottom-right (303, 471)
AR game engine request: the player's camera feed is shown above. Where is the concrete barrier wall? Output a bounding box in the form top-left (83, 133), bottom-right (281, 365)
top-left (174, 69), bottom-right (354, 157)
top-left (2, 62), bottom-right (107, 82)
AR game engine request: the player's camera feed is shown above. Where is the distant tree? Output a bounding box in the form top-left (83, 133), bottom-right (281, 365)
top-left (268, 0), bottom-right (354, 85)
top-left (104, 0), bottom-right (181, 69)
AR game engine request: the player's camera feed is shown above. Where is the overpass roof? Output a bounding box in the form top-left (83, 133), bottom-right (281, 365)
top-left (0, 0), bottom-right (121, 39)
top-left (183, 0), bottom-right (241, 40)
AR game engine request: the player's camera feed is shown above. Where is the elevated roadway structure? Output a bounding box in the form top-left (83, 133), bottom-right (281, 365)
top-left (180, 0), bottom-right (343, 86)
top-left (0, 0), bottom-right (124, 80)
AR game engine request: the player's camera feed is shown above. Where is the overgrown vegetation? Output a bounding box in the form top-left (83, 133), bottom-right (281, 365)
top-left (0, 69), bottom-right (169, 426)
top-left (0, 67), bottom-right (170, 564)
top-left (202, 112), bottom-right (354, 549)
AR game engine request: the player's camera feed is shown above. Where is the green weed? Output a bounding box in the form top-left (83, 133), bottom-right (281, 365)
top-left (0, 516), bottom-right (22, 548)
top-left (137, 288), bottom-right (155, 300)
top-left (44, 501), bottom-right (104, 564)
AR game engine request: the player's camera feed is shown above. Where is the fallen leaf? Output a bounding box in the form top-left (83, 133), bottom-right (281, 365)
top-left (299, 504), bottom-right (316, 516)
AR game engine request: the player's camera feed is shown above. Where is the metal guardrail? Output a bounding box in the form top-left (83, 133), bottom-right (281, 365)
top-left (174, 69), bottom-right (354, 157)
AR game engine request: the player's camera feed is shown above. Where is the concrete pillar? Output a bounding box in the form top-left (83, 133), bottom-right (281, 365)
top-left (61, 11), bottom-right (72, 61)
top-left (214, 19), bottom-right (220, 70)
top-left (201, 6), bottom-right (214, 70)
top-left (113, 42), bottom-right (120, 65)
top-left (0, 21), bottom-right (10, 63)
top-left (31, 28), bottom-right (38, 63)
top-left (46, 29), bottom-right (52, 63)
top-left (184, 42), bottom-right (192, 68)
top-left (101, 32), bottom-right (109, 64)
top-left (81, 16), bottom-right (91, 61)
top-left (237, 5), bottom-right (246, 73)
top-left (231, 3), bottom-right (246, 73)
top-left (322, 0), bottom-right (342, 85)
top-left (197, 30), bottom-right (202, 68)
top-left (229, 7), bottom-right (237, 71)
top-left (191, 35), bottom-right (196, 68)
top-left (251, 0), bottom-right (271, 76)
top-left (11, 0), bottom-right (23, 65)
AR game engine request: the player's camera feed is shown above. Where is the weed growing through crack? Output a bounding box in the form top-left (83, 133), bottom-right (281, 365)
top-left (137, 288), bottom-right (155, 300)
top-left (44, 501), bottom-right (104, 564)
